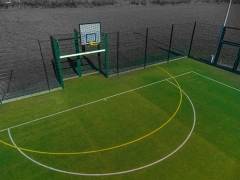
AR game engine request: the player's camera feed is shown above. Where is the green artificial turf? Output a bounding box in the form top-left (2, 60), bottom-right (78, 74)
top-left (0, 58), bottom-right (239, 180)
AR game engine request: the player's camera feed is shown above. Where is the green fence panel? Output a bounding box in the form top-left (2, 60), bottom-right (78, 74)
top-left (52, 39), bottom-right (64, 88)
top-left (74, 29), bottom-right (82, 77)
top-left (233, 49), bottom-right (240, 72)
top-left (104, 34), bottom-right (109, 78)
top-left (214, 26), bottom-right (226, 65)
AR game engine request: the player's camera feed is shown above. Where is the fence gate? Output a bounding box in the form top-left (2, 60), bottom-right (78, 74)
top-left (214, 26), bottom-right (240, 73)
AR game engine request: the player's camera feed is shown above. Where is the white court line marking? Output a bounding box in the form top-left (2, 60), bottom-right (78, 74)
top-left (0, 71), bottom-right (192, 133)
top-left (8, 80), bottom-right (196, 176)
top-left (1, 70), bottom-right (238, 133)
top-left (192, 71), bottom-right (240, 92)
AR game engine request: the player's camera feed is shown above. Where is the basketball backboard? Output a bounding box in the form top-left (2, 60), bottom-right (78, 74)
top-left (79, 22), bottom-right (101, 46)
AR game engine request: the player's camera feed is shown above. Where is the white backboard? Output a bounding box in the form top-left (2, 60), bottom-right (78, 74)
top-left (79, 22), bottom-right (101, 45)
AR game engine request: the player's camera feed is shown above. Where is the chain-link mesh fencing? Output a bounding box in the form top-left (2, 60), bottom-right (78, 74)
top-left (189, 23), bottom-right (222, 61)
top-left (0, 39), bottom-right (60, 103)
top-left (217, 27), bottom-right (240, 69)
top-left (1, 22), bottom-right (239, 103)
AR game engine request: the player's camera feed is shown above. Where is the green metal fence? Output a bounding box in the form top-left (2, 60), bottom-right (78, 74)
top-left (0, 22), bottom-right (239, 104)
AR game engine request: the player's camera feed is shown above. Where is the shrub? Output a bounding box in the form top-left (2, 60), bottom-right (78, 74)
top-left (0, 0), bottom-right (239, 9)
top-left (91, 0), bottom-right (116, 6)
top-left (130, 0), bottom-right (150, 5)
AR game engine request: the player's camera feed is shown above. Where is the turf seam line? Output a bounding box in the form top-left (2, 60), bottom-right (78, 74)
top-left (192, 71), bottom-right (240, 92)
top-left (0, 71), bottom-right (192, 133)
top-left (8, 77), bottom-right (196, 176)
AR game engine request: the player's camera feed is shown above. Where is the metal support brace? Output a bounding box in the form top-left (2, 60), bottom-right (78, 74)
top-left (104, 34), bottom-right (109, 78)
top-left (52, 39), bottom-right (64, 89)
top-left (214, 26), bottom-right (226, 65)
top-left (233, 49), bottom-right (240, 72)
top-left (144, 28), bottom-right (148, 68)
top-left (97, 43), bottom-right (101, 72)
top-left (74, 30), bottom-right (82, 77)
top-left (188, 22), bottom-right (196, 57)
top-left (168, 24), bottom-right (174, 62)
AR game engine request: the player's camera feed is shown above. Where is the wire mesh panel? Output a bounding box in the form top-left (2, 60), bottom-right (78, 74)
top-left (170, 23), bottom-right (194, 59)
top-left (82, 37), bottom-right (100, 73)
top-left (51, 34), bottom-right (78, 79)
top-left (117, 28), bottom-right (146, 73)
top-left (0, 39), bottom-right (60, 102)
top-left (190, 23), bottom-right (222, 62)
top-left (107, 32), bottom-right (118, 75)
top-left (53, 33), bottom-right (108, 78)
top-left (218, 27), bottom-right (240, 70)
top-left (4, 68), bottom-right (48, 100)
top-left (38, 40), bottom-right (61, 90)
top-left (146, 25), bottom-right (171, 65)
top-left (217, 45), bottom-right (239, 69)
top-left (80, 34), bottom-right (107, 76)
top-left (238, 60), bottom-right (240, 72)
top-left (224, 27), bottom-right (240, 45)
top-left (1, 22), bottom-right (239, 103)
top-left (0, 70), bottom-right (12, 103)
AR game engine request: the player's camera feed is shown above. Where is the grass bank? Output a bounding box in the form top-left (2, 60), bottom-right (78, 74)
top-left (0, 0), bottom-right (239, 9)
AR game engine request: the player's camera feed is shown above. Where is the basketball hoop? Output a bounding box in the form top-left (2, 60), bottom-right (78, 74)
top-left (89, 42), bottom-right (99, 46)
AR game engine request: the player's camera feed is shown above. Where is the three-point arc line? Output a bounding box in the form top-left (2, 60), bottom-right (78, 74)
top-left (7, 67), bottom-right (197, 176)
top-left (0, 67), bottom-right (185, 155)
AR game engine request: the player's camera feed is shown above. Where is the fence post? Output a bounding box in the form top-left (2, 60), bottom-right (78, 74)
top-left (144, 27), bottom-right (149, 68)
top-left (214, 26), bottom-right (226, 65)
top-left (50, 36), bottom-right (64, 88)
top-left (233, 49), bottom-right (240, 72)
top-left (0, 93), bottom-right (3, 104)
top-left (97, 43), bottom-right (101, 72)
top-left (7, 70), bottom-right (13, 94)
top-left (188, 22), bottom-right (196, 57)
top-left (50, 36), bottom-right (58, 79)
top-left (117, 31), bottom-right (120, 75)
top-left (38, 40), bottom-right (50, 92)
top-left (104, 34), bottom-right (109, 78)
top-left (168, 24), bottom-right (174, 62)
top-left (1, 70), bottom-right (13, 102)
top-left (74, 29), bottom-right (82, 77)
